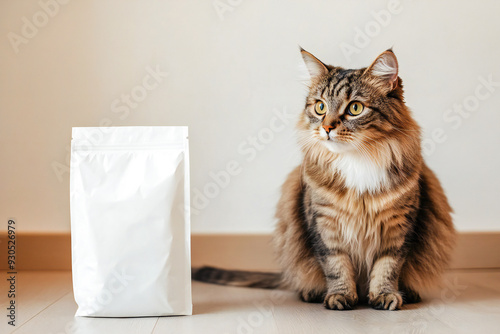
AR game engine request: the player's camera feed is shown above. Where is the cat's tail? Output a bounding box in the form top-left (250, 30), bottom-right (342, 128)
top-left (191, 266), bottom-right (284, 289)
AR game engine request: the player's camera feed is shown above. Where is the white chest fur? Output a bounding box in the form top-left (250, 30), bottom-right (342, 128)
top-left (333, 153), bottom-right (389, 194)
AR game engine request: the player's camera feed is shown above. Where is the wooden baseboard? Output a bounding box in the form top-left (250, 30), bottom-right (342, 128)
top-left (0, 233), bottom-right (71, 271)
top-left (0, 232), bottom-right (499, 271)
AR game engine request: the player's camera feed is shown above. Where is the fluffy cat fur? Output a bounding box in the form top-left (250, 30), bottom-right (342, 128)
top-left (192, 49), bottom-right (456, 311)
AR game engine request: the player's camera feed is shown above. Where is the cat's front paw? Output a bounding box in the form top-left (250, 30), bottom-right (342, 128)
top-left (323, 292), bottom-right (358, 310)
top-left (369, 292), bottom-right (403, 311)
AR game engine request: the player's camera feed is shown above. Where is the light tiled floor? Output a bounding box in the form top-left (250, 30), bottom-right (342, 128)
top-left (1, 270), bottom-right (500, 333)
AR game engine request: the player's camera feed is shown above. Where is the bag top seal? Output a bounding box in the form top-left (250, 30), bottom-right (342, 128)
top-left (72, 126), bottom-right (188, 147)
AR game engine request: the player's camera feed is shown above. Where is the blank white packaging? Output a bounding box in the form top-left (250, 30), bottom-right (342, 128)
top-left (70, 126), bottom-right (192, 317)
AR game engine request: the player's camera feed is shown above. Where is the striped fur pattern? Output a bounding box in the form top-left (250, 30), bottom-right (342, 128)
top-left (191, 267), bottom-right (282, 289)
top-left (274, 49), bottom-right (455, 310)
top-left (193, 49), bottom-right (456, 311)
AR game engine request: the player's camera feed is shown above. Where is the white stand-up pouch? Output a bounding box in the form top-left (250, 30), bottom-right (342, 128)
top-left (70, 126), bottom-right (192, 317)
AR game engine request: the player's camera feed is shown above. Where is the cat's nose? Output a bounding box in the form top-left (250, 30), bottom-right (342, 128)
top-left (322, 124), bottom-right (334, 133)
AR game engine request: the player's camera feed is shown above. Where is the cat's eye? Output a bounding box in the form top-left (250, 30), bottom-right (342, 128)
top-left (315, 101), bottom-right (326, 115)
top-left (348, 102), bottom-right (364, 116)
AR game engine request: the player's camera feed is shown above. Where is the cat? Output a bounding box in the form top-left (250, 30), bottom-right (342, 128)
top-left (192, 48), bottom-right (456, 311)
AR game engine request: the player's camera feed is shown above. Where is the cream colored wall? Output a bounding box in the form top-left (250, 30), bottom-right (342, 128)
top-left (1, 0), bottom-right (499, 233)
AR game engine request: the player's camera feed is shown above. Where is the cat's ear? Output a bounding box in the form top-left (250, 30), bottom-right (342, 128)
top-left (365, 49), bottom-right (399, 90)
top-left (300, 47), bottom-right (329, 80)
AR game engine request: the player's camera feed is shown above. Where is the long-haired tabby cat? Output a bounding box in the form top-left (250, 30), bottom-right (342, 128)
top-left (193, 48), bottom-right (456, 310)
